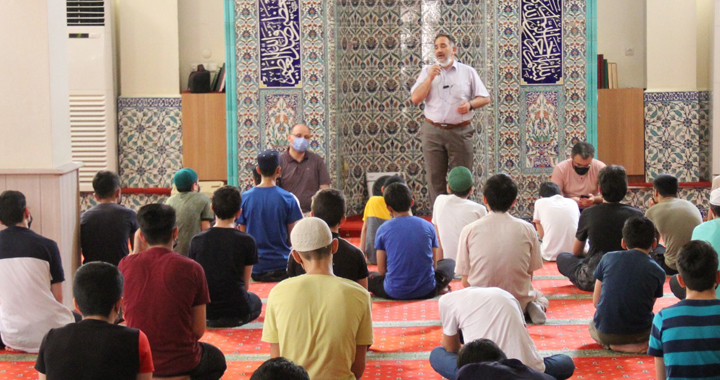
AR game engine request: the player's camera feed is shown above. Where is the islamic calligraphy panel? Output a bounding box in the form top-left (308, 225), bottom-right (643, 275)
top-left (259, 0), bottom-right (302, 87)
top-left (521, 0), bottom-right (563, 85)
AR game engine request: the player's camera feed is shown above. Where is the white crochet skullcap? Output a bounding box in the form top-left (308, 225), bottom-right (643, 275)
top-left (291, 217), bottom-right (332, 252)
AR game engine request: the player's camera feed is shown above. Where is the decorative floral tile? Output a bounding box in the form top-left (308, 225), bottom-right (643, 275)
top-left (259, 90), bottom-right (303, 150)
top-left (117, 97), bottom-right (183, 188)
top-left (645, 91), bottom-right (710, 182)
top-left (79, 193), bottom-right (170, 213)
top-left (624, 187), bottom-right (710, 220)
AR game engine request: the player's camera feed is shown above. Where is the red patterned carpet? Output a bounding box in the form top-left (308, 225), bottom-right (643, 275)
top-left (0, 243), bottom-right (671, 379)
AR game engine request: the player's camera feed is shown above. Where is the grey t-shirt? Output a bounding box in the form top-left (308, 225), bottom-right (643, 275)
top-left (165, 191), bottom-right (214, 256)
top-left (278, 149), bottom-right (331, 213)
top-left (645, 197), bottom-right (702, 269)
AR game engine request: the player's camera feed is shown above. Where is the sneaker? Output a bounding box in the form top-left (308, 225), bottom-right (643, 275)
top-left (526, 301), bottom-right (547, 325)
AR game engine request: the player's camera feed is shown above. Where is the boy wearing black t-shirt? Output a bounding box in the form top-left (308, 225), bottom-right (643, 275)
top-left (189, 186), bottom-right (262, 327)
top-left (557, 165), bottom-right (643, 291)
top-left (81, 171), bottom-right (138, 265)
top-left (287, 189), bottom-right (369, 288)
top-left (35, 262), bottom-right (154, 380)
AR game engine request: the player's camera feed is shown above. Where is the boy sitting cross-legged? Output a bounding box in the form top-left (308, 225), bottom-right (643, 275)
top-left (238, 149), bottom-right (304, 282)
top-left (589, 216), bottom-right (666, 353)
top-left (262, 217), bottom-right (373, 380)
top-left (649, 241), bottom-right (720, 380)
top-left (360, 175), bottom-right (405, 264)
top-left (35, 262), bottom-right (154, 380)
top-left (456, 173), bottom-right (548, 324)
top-left (287, 188), bottom-right (369, 289)
top-left (368, 182), bottom-right (455, 300)
top-left (189, 186), bottom-right (262, 327)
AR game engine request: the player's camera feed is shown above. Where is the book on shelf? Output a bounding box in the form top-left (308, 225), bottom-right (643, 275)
top-left (597, 54), bottom-right (604, 89)
top-left (609, 63), bottom-right (618, 89)
top-left (603, 59), bottom-right (609, 89)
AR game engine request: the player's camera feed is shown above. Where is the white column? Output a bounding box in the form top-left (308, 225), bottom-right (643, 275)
top-left (646, 0), bottom-right (697, 91)
top-left (0, 1), bottom-right (79, 309)
top-left (711, 0), bottom-right (720, 177)
top-left (117, 0), bottom-right (181, 96)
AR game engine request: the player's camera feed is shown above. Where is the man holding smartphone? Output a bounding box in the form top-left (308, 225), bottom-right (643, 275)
top-left (411, 33), bottom-right (491, 206)
top-left (551, 142), bottom-right (606, 209)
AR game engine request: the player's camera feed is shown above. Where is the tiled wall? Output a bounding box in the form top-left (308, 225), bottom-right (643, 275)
top-left (231, 0), bottom-right (589, 218)
top-left (233, 0), bottom-right (337, 192)
top-left (117, 97), bottom-right (183, 188)
top-left (80, 193), bottom-right (170, 213)
top-left (624, 187), bottom-right (710, 220)
top-left (645, 91), bottom-right (710, 182)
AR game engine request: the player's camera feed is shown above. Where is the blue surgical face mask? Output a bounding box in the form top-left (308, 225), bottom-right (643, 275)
top-left (292, 136), bottom-right (309, 152)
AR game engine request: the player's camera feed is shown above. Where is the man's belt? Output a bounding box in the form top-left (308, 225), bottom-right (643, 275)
top-left (424, 118), bottom-right (471, 130)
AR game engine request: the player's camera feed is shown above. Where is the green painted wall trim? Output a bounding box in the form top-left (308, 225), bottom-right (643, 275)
top-left (224, 0), bottom-right (239, 186)
top-left (586, 0), bottom-right (598, 147)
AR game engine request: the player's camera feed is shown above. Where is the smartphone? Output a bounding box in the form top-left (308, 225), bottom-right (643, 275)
top-left (579, 195), bottom-right (590, 199)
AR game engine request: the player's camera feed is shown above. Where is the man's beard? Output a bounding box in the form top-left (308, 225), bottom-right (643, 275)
top-left (436, 57), bottom-right (451, 67)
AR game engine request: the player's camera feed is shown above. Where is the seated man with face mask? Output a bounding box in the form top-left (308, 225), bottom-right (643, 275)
top-left (279, 124), bottom-right (331, 214)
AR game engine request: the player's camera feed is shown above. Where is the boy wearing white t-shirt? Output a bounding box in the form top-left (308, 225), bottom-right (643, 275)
top-left (429, 287), bottom-right (575, 380)
top-left (432, 166), bottom-right (487, 262)
top-left (533, 182), bottom-right (580, 261)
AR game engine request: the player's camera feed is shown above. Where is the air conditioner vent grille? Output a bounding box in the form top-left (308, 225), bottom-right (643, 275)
top-left (70, 94), bottom-right (112, 189)
top-left (67, 1), bottom-right (104, 26)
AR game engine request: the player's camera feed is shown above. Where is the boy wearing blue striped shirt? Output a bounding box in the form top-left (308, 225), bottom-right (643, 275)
top-left (648, 240), bottom-right (720, 380)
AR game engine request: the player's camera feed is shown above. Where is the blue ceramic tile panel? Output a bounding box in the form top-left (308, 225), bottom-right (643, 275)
top-left (521, 0), bottom-right (563, 85)
top-left (258, 0), bottom-right (302, 88)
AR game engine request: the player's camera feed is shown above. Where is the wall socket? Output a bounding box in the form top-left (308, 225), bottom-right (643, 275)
top-left (625, 47), bottom-right (635, 56)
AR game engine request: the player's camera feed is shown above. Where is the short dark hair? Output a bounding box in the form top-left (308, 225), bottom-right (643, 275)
top-left (622, 216), bottom-right (656, 250)
top-left (653, 174), bottom-right (679, 197)
top-left (383, 183), bottom-right (412, 212)
top-left (539, 182), bottom-right (562, 198)
top-left (372, 176), bottom-right (390, 196)
top-left (483, 174), bottom-right (517, 212)
top-left (311, 189), bottom-right (345, 227)
top-left (0, 190), bottom-right (26, 226)
top-left (712, 205), bottom-right (720, 218)
top-left (677, 241), bottom-right (719, 292)
top-left (598, 165), bottom-right (628, 203)
top-left (258, 166), bottom-right (276, 178)
top-left (382, 175), bottom-right (405, 191)
top-left (435, 33), bottom-right (456, 45)
top-left (137, 204), bottom-right (176, 246)
top-left (457, 339), bottom-right (508, 368)
top-left (251, 167), bottom-right (262, 185)
top-left (212, 186), bottom-right (241, 220)
top-left (92, 171), bottom-right (121, 199)
top-left (73, 262), bottom-right (123, 317)
top-left (571, 142), bottom-right (595, 159)
top-left (297, 243), bottom-right (333, 261)
top-left (250, 357), bottom-right (310, 380)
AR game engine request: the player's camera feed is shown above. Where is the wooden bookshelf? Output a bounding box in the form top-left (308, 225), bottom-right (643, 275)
top-left (181, 92), bottom-right (227, 181)
top-left (597, 88), bottom-right (645, 177)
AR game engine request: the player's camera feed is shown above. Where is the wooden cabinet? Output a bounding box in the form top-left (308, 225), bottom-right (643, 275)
top-left (181, 93), bottom-right (227, 181)
top-left (597, 88), bottom-right (645, 178)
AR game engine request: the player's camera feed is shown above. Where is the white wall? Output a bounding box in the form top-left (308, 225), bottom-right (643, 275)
top-left (178, 0), bottom-right (226, 92)
top-left (117, 0), bottom-right (180, 96)
top-left (697, 0), bottom-right (714, 90)
top-left (646, 0), bottom-right (697, 91)
top-left (711, 0), bottom-right (720, 176)
top-left (0, 0), bottom-right (71, 169)
top-left (597, 0), bottom-right (646, 88)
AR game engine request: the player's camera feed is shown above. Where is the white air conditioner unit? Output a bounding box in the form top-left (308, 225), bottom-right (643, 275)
top-left (67, 0), bottom-right (117, 191)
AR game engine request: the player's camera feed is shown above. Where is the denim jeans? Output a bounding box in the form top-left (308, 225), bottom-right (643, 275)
top-left (429, 346), bottom-right (575, 380)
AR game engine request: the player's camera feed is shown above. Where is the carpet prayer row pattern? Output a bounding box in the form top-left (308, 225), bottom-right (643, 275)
top-left (1, 239), bottom-right (669, 379)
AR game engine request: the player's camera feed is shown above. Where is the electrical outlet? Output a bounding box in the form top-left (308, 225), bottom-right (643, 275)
top-left (625, 47), bottom-right (634, 56)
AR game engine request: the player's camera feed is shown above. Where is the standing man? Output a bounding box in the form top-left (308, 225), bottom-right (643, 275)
top-left (551, 142), bottom-right (606, 209)
top-left (279, 123), bottom-right (331, 214)
top-left (411, 33), bottom-right (491, 205)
